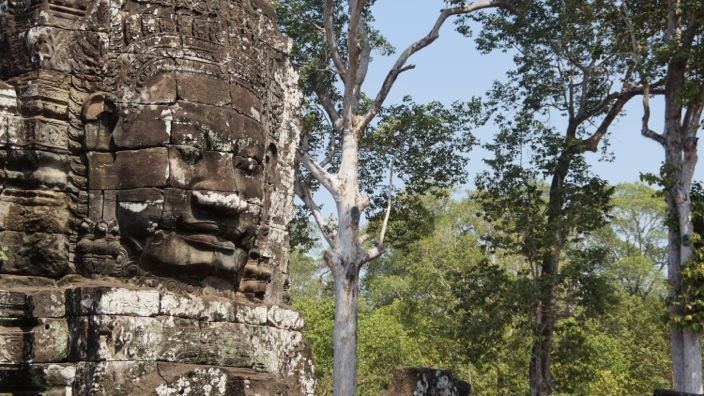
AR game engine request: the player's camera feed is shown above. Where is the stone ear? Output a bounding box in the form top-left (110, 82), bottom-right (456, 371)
top-left (81, 93), bottom-right (119, 151)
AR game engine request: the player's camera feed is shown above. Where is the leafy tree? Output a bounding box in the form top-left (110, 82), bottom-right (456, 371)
top-left (293, 188), bottom-right (673, 394)
top-left (468, 1), bottom-right (651, 393)
top-left (620, 0), bottom-right (704, 389)
top-left (591, 183), bottom-right (668, 298)
top-left (277, 1), bottom-right (513, 393)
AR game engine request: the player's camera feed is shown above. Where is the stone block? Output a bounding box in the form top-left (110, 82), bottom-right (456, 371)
top-left (29, 289), bottom-right (66, 318)
top-left (87, 148), bottom-right (169, 189)
top-left (167, 147), bottom-right (238, 191)
top-left (68, 287), bottom-right (160, 317)
top-left (116, 188), bottom-right (164, 237)
top-left (7, 118), bottom-right (69, 153)
top-left (0, 328), bottom-right (25, 363)
top-left (0, 290), bottom-right (28, 321)
top-left (73, 361), bottom-right (161, 395)
top-left (0, 231), bottom-right (71, 278)
top-left (176, 70), bottom-right (231, 106)
top-left (32, 319), bottom-right (70, 363)
top-left (267, 305), bottom-right (304, 331)
top-left (231, 82), bottom-right (262, 120)
top-left (0, 189), bottom-right (72, 234)
top-left (235, 304), bottom-right (268, 326)
top-left (137, 71), bottom-right (178, 104)
top-left (159, 292), bottom-right (235, 322)
top-left (113, 106), bottom-right (171, 149)
top-left (4, 149), bottom-right (70, 189)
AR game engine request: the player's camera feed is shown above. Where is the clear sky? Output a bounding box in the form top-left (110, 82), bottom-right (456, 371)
top-left (360, 0), bottom-right (704, 186)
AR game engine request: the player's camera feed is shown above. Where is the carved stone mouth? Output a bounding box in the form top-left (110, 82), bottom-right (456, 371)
top-left (178, 233), bottom-right (237, 252)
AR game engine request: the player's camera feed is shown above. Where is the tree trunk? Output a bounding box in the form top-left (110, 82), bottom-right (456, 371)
top-left (332, 126), bottom-right (363, 396)
top-left (663, 49), bottom-right (703, 389)
top-left (669, 177), bottom-right (703, 393)
top-left (333, 265), bottom-right (360, 396)
top-left (530, 252), bottom-right (559, 396)
top-left (529, 148), bottom-right (572, 396)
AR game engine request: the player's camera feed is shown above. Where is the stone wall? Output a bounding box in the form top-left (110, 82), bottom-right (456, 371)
top-left (0, 0), bottom-right (313, 393)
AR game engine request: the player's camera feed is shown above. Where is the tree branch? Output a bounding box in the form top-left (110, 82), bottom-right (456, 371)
top-left (682, 84), bottom-right (704, 135)
top-left (363, 158), bottom-right (395, 265)
top-left (312, 76), bottom-right (343, 130)
top-left (641, 83), bottom-right (666, 146)
top-left (298, 149), bottom-right (340, 196)
top-left (360, 0), bottom-right (515, 130)
top-left (343, 0), bottom-right (368, 118)
top-left (582, 92), bottom-right (638, 152)
top-left (294, 178), bottom-right (336, 248)
top-left (354, 21), bottom-right (373, 93)
top-left (324, 0), bottom-right (348, 82)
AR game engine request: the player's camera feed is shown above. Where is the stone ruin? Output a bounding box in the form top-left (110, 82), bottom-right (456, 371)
top-left (382, 368), bottom-right (472, 396)
top-left (0, 0), bottom-right (314, 393)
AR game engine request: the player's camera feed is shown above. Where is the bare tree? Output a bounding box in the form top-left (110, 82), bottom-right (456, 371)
top-left (283, 0), bottom-right (514, 394)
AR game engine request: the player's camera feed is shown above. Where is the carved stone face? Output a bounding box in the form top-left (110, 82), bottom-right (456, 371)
top-left (80, 73), bottom-right (275, 290)
top-left (0, 0), bottom-right (295, 298)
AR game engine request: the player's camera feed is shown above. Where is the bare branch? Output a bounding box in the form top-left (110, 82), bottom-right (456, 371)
top-left (362, 157), bottom-right (395, 265)
top-left (320, 131), bottom-right (338, 168)
top-left (574, 83), bottom-right (662, 125)
top-left (360, 0), bottom-right (515, 130)
top-left (582, 92), bottom-right (638, 152)
top-left (641, 83), bottom-right (666, 146)
top-left (377, 158), bottom-right (395, 248)
top-left (342, 0), bottom-right (369, 117)
top-left (294, 178), bottom-right (336, 248)
top-left (324, 0), bottom-right (348, 81)
top-left (312, 76), bottom-right (343, 130)
top-left (354, 21), bottom-right (373, 92)
top-left (298, 149), bottom-right (340, 196)
top-left (682, 84), bottom-right (704, 135)
top-left (617, 0), bottom-right (667, 148)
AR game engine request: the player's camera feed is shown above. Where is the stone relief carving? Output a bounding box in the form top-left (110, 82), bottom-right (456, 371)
top-left (0, 0), bottom-right (312, 393)
top-left (0, 0), bottom-right (297, 300)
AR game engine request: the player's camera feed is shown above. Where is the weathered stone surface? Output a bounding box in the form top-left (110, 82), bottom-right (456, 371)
top-left (0, 0), bottom-right (311, 392)
top-left (87, 148), bottom-right (169, 190)
top-left (382, 367), bottom-right (472, 396)
top-left (69, 287), bottom-right (160, 317)
top-left (268, 305), bottom-right (305, 331)
top-left (0, 189), bottom-right (72, 233)
top-left (29, 289), bottom-right (66, 318)
top-left (0, 231), bottom-right (70, 277)
top-left (236, 304), bottom-right (269, 326)
top-left (160, 292), bottom-right (235, 322)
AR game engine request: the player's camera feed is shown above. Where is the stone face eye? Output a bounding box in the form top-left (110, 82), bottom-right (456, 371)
top-left (235, 157), bottom-right (262, 176)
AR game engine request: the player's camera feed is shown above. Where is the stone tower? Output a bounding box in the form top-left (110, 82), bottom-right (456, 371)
top-left (0, 0), bottom-right (313, 393)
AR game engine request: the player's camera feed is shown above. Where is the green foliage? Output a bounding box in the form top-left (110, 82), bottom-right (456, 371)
top-left (290, 185), bottom-right (673, 394)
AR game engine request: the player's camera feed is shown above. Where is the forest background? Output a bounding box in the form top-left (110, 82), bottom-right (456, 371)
top-left (276, 0), bottom-right (704, 394)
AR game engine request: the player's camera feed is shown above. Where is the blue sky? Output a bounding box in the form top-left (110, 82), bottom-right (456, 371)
top-left (360, 0), bottom-right (704, 185)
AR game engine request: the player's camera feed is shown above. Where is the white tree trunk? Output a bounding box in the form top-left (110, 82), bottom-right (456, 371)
top-left (332, 268), bottom-right (360, 396)
top-left (332, 127), bottom-right (363, 396)
top-left (666, 130), bottom-right (703, 393)
top-left (676, 189), bottom-right (703, 393)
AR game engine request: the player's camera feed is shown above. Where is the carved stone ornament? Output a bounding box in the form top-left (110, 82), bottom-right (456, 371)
top-left (0, 0), bottom-right (313, 393)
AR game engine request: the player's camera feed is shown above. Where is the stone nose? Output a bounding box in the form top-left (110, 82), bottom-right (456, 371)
top-left (191, 191), bottom-right (247, 213)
